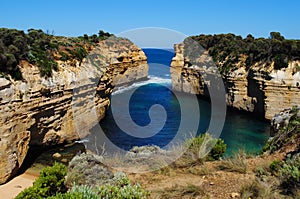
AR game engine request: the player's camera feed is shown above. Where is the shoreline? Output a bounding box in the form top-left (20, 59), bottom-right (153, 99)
top-left (0, 172), bottom-right (37, 199)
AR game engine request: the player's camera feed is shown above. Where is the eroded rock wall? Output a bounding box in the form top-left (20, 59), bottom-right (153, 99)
top-left (0, 39), bottom-right (148, 184)
top-left (265, 105), bottom-right (300, 154)
top-left (170, 43), bottom-right (300, 120)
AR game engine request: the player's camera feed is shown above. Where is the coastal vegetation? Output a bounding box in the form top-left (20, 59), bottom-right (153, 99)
top-left (191, 32), bottom-right (300, 74)
top-left (15, 134), bottom-right (226, 199)
top-left (0, 28), bottom-right (113, 78)
top-left (174, 133), bottom-right (226, 167)
top-left (15, 162), bottom-right (67, 199)
top-left (15, 157), bottom-right (149, 199)
top-left (1, 27), bottom-right (298, 198)
top-left (2, 28), bottom-right (299, 80)
top-left (14, 111), bottom-right (300, 199)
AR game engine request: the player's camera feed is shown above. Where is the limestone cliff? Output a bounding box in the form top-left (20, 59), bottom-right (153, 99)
top-left (0, 38), bottom-right (148, 184)
top-left (263, 105), bottom-right (300, 155)
top-left (170, 42), bottom-right (300, 120)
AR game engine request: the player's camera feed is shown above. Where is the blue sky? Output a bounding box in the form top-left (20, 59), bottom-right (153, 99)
top-left (1, 0), bottom-right (299, 42)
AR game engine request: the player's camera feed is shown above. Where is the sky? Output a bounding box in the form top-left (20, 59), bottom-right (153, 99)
top-left (1, 0), bottom-right (299, 47)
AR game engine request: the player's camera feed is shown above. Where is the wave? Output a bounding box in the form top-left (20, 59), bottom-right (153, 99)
top-left (75, 138), bottom-right (89, 143)
top-left (112, 76), bottom-right (172, 95)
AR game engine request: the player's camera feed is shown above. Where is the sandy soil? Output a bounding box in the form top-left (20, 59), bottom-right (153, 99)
top-left (128, 153), bottom-right (283, 199)
top-left (0, 173), bottom-right (37, 199)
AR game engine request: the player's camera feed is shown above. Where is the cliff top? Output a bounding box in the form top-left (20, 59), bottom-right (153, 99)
top-left (0, 28), bottom-right (147, 103)
top-left (0, 28), bottom-right (116, 79)
top-left (190, 32), bottom-right (300, 75)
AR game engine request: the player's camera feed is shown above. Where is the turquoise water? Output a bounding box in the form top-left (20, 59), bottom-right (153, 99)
top-left (19, 48), bottom-right (270, 176)
top-left (96, 49), bottom-right (270, 156)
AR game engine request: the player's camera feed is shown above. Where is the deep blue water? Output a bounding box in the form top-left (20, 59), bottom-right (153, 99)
top-left (96, 48), bottom-right (269, 156)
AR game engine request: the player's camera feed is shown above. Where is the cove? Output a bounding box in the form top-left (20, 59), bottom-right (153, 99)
top-left (96, 48), bottom-right (270, 156)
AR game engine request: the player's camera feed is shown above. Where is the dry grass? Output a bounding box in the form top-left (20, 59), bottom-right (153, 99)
top-left (156, 184), bottom-right (208, 199)
top-left (154, 165), bottom-right (172, 176)
top-left (239, 180), bottom-right (281, 199)
top-left (186, 164), bottom-right (213, 176)
top-left (101, 146), bottom-right (172, 173)
top-left (218, 150), bottom-right (248, 174)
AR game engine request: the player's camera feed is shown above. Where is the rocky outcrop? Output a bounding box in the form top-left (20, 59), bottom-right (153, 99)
top-left (170, 43), bottom-right (300, 120)
top-left (0, 38), bottom-right (148, 184)
top-left (263, 106), bottom-right (300, 155)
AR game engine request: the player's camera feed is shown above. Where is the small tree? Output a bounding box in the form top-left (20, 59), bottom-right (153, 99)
top-left (270, 32), bottom-right (285, 41)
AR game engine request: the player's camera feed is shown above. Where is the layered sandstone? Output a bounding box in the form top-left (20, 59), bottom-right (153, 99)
top-left (171, 42), bottom-right (300, 120)
top-left (0, 38), bottom-right (148, 184)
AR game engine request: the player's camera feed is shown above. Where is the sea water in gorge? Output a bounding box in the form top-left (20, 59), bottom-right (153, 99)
top-left (96, 48), bottom-right (269, 156)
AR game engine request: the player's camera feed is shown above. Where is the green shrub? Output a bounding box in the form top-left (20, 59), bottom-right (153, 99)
top-left (98, 183), bottom-right (149, 199)
top-left (269, 160), bottom-right (280, 173)
top-left (98, 172), bottom-right (149, 198)
top-left (261, 106), bottom-right (300, 154)
top-left (274, 54), bottom-right (288, 70)
top-left (47, 185), bottom-right (99, 199)
top-left (70, 185), bottom-right (99, 199)
top-left (174, 133), bottom-right (226, 167)
top-left (280, 155), bottom-right (300, 194)
top-left (262, 154), bottom-right (300, 196)
top-left (30, 47), bottom-right (58, 77)
top-left (255, 167), bottom-right (266, 178)
top-left (111, 172), bottom-right (131, 187)
top-left (15, 162), bottom-right (67, 199)
top-left (59, 52), bottom-right (69, 61)
top-left (71, 46), bottom-right (87, 65)
top-left (48, 172), bottom-right (148, 199)
top-left (208, 138), bottom-right (227, 160)
top-left (191, 32), bottom-right (300, 75)
top-left (295, 64), bottom-right (300, 73)
top-left (185, 133), bottom-right (226, 161)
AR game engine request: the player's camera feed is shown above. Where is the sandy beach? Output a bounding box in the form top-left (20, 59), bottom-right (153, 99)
top-left (0, 173), bottom-right (37, 199)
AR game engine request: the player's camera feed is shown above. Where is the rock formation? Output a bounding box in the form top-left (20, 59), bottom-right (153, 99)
top-left (170, 42), bottom-right (300, 120)
top-left (264, 105), bottom-right (300, 154)
top-left (0, 38), bottom-right (148, 184)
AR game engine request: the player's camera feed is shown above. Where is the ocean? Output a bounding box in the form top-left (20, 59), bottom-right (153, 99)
top-left (19, 48), bottom-right (270, 175)
top-left (96, 48), bottom-right (270, 156)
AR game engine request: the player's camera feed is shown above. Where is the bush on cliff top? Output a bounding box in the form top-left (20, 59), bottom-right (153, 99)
top-left (280, 155), bottom-right (300, 194)
top-left (48, 175), bottom-right (149, 199)
top-left (175, 133), bottom-right (226, 167)
top-left (191, 32), bottom-right (300, 74)
top-left (186, 133), bottom-right (226, 161)
top-left (65, 153), bottom-right (114, 188)
top-left (15, 154), bottom-right (149, 199)
top-left (0, 28), bottom-right (114, 79)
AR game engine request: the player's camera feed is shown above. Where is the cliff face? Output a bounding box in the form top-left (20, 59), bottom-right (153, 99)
top-left (264, 105), bottom-right (300, 155)
top-left (171, 43), bottom-right (300, 120)
top-left (0, 38), bottom-right (148, 184)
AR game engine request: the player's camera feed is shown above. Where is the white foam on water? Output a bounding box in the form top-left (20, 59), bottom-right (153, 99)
top-left (112, 76), bottom-right (172, 95)
top-left (75, 138), bottom-right (90, 143)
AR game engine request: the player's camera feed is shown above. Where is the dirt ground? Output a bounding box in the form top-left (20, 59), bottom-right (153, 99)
top-left (128, 153), bottom-right (284, 199)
